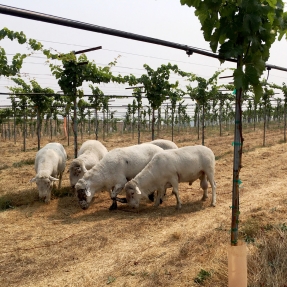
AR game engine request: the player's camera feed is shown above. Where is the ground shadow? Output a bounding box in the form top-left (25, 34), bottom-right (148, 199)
top-left (49, 190), bottom-right (208, 226)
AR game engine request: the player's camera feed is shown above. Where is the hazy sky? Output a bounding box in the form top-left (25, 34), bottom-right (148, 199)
top-left (1, 0), bottom-right (287, 117)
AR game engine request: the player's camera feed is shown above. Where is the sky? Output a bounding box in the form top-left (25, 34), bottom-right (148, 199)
top-left (1, 0), bottom-right (287, 118)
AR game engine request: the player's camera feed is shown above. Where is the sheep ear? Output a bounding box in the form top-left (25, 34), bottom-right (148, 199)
top-left (85, 187), bottom-right (91, 197)
top-left (82, 166), bottom-right (88, 173)
top-left (135, 186), bottom-right (141, 195)
top-left (49, 176), bottom-right (59, 182)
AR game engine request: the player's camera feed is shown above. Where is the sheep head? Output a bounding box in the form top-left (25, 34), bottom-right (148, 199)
top-left (30, 175), bottom-right (58, 203)
top-left (124, 180), bottom-right (141, 209)
top-left (69, 159), bottom-right (88, 189)
top-left (75, 179), bottom-right (92, 210)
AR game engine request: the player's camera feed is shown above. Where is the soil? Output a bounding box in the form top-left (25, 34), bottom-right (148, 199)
top-left (0, 126), bottom-right (286, 287)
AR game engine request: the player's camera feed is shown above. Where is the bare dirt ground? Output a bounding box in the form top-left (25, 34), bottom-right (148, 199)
top-left (0, 126), bottom-right (287, 287)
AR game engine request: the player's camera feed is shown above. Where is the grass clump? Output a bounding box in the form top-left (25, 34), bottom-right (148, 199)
top-left (106, 276), bottom-right (116, 284)
top-left (0, 164), bottom-right (9, 171)
top-left (240, 217), bottom-right (261, 244)
top-left (0, 197), bottom-right (14, 211)
top-left (248, 226), bottom-right (287, 286)
top-left (194, 269), bottom-right (211, 284)
top-left (12, 158), bottom-right (34, 168)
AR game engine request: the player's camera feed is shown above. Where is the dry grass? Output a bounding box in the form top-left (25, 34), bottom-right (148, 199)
top-left (0, 124), bottom-right (287, 286)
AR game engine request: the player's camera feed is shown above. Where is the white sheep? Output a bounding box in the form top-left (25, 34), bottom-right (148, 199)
top-left (75, 143), bottom-right (163, 210)
top-left (69, 140), bottom-right (108, 189)
top-left (149, 139), bottom-right (178, 150)
top-left (30, 142), bottom-right (67, 203)
top-left (123, 145), bottom-right (216, 209)
top-left (146, 139), bottom-right (178, 202)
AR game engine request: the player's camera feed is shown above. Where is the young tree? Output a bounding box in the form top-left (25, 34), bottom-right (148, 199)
top-left (167, 88), bottom-right (185, 141)
top-left (130, 63), bottom-right (188, 140)
top-left (8, 78), bottom-right (55, 150)
top-left (269, 82), bottom-right (287, 141)
top-left (187, 70), bottom-right (224, 145)
top-left (133, 88), bottom-right (143, 144)
top-left (45, 50), bottom-right (115, 157)
top-left (180, 0), bottom-right (287, 246)
top-left (261, 83), bottom-right (275, 146)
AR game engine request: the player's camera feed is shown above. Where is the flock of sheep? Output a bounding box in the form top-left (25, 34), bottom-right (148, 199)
top-left (30, 139), bottom-right (216, 211)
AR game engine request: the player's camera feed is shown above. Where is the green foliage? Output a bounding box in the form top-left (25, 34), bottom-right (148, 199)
top-left (187, 69), bottom-right (225, 104)
top-left (180, 0), bottom-right (287, 101)
top-left (47, 52), bottom-right (116, 95)
top-left (279, 223), bottom-right (287, 232)
top-left (138, 63), bottom-right (188, 110)
top-left (88, 85), bottom-right (106, 111)
top-left (193, 269), bottom-right (211, 284)
top-left (9, 78), bottom-right (55, 112)
top-left (0, 27), bottom-right (27, 44)
top-left (0, 27), bottom-right (43, 77)
top-left (46, 52), bottom-right (118, 116)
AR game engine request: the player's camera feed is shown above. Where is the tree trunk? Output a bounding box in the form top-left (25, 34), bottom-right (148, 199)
top-left (158, 107), bottom-right (161, 139)
top-left (73, 94), bottom-right (78, 158)
top-left (231, 58), bottom-right (244, 246)
top-left (151, 108), bottom-right (155, 140)
top-left (202, 105), bottom-right (205, 146)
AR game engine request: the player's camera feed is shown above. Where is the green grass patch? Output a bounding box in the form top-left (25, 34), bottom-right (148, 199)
top-left (12, 158), bottom-right (35, 168)
top-left (194, 269), bottom-right (211, 284)
top-left (240, 217), bottom-right (261, 243)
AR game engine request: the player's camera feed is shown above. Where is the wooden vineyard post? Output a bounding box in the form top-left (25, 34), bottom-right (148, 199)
top-left (228, 57), bottom-right (247, 287)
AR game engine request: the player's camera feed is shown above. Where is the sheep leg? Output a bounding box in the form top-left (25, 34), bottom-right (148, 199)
top-left (58, 172), bottom-right (63, 189)
top-left (111, 183), bottom-right (126, 198)
top-left (148, 192), bottom-right (155, 202)
top-left (45, 191), bottom-right (51, 204)
top-left (154, 186), bottom-right (165, 207)
top-left (171, 180), bottom-right (181, 209)
top-left (109, 199), bottom-right (117, 210)
top-left (210, 180), bottom-right (216, 207)
top-left (110, 183), bottom-right (127, 210)
top-left (206, 171), bottom-right (216, 207)
top-left (116, 197), bottom-right (127, 203)
top-left (199, 174), bottom-right (209, 201)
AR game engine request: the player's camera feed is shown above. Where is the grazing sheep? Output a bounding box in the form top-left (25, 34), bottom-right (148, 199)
top-left (75, 143), bottom-right (163, 210)
top-left (69, 140), bottom-right (108, 189)
top-left (149, 139), bottom-right (178, 150)
top-left (146, 139), bottom-right (178, 202)
top-left (123, 145), bottom-right (216, 209)
top-left (30, 142), bottom-right (67, 203)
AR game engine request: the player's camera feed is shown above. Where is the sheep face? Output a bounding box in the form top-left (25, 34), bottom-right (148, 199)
top-left (124, 181), bottom-right (141, 209)
top-left (31, 176), bottom-right (58, 203)
top-left (69, 160), bottom-right (86, 189)
top-left (75, 179), bottom-right (92, 210)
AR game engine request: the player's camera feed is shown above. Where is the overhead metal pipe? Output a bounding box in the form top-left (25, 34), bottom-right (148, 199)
top-left (73, 46), bottom-right (102, 54)
top-left (0, 4), bottom-right (287, 72)
top-left (0, 4), bottom-right (233, 62)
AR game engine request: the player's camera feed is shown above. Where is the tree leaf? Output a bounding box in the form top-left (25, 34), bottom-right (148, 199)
top-left (253, 84), bottom-right (263, 103)
top-left (245, 64), bottom-right (260, 86)
top-left (233, 69), bottom-right (244, 90)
